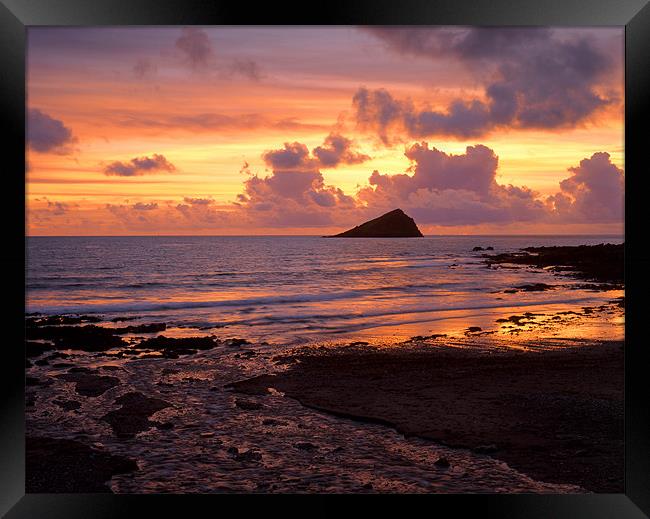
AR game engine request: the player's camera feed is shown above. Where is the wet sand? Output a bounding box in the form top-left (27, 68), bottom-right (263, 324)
top-left (229, 338), bottom-right (624, 492)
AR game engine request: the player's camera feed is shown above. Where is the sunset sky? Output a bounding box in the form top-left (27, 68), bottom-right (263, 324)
top-left (26, 26), bottom-right (624, 236)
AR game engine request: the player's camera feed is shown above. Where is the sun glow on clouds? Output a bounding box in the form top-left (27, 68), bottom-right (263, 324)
top-left (26, 27), bottom-right (624, 235)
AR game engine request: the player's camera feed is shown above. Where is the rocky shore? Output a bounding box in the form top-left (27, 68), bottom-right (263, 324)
top-left (24, 242), bottom-right (624, 493)
top-left (484, 243), bottom-right (624, 285)
top-left (229, 338), bottom-right (623, 492)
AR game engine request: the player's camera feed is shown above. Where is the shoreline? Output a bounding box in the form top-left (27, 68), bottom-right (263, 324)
top-left (24, 242), bottom-right (625, 493)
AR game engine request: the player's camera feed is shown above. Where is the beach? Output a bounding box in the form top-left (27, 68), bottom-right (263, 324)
top-left (25, 239), bottom-right (624, 493)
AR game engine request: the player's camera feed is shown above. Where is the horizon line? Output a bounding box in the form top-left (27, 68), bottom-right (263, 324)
top-left (26, 233), bottom-right (625, 238)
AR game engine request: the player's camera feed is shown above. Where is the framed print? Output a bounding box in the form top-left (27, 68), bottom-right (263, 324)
top-left (1, 0), bottom-right (649, 516)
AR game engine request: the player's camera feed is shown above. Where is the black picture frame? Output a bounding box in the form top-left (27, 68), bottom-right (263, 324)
top-left (2, 0), bottom-right (649, 516)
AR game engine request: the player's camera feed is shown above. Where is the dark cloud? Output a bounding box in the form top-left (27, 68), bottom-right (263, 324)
top-left (227, 59), bottom-right (263, 81)
top-left (132, 202), bottom-right (158, 211)
top-left (133, 58), bottom-right (157, 79)
top-left (547, 152), bottom-right (623, 222)
top-left (27, 109), bottom-right (76, 154)
top-left (183, 197), bottom-right (214, 206)
top-left (104, 154), bottom-right (176, 176)
top-left (312, 133), bottom-right (371, 167)
top-left (356, 28), bottom-right (615, 141)
top-left (261, 135), bottom-right (370, 172)
top-left (262, 142), bottom-right (314, 171)
top-left (175, 28), bottom-right (214, 70)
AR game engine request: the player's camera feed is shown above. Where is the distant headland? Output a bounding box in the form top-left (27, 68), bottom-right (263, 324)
top-left (327, 209), bottom-right (423, 238)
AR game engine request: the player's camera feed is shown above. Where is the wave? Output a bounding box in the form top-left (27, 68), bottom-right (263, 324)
top-left (26, 291), bottom-right (600, 325)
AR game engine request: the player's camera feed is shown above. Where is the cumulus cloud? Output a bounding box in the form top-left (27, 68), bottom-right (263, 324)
top-left (357, 143), bottom-right (546, 225)
top-left (546, 152), bottom-right (623, 222)
top-left (27, 109), bottom-right (77, 154)
top-left (356, 27), bottom-right (615, 141)
top-left (103, 154), bottom-right (176, 176)
top-left (175, 28), bottom-right (214, 70)
top-left (261, 134), bottom-right (371, 172)
top-left (236, 140), bottom-right (359, 227)
top-left (312, 133), bottom-right (371, 167)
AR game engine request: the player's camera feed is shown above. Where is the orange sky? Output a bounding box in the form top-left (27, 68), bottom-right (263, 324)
top-left (26, 27), bottom-right (624, 236)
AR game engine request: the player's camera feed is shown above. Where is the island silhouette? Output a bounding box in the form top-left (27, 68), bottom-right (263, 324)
top-left (328, 208), bottom-right (423, 238)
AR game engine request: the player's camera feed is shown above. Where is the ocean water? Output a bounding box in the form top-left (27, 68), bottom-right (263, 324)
top-left (26, 235), bottom-right (624, 344)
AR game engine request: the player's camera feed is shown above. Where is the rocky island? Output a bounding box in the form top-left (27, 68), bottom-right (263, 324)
top-left (328, 208), bottom-right (423, 238)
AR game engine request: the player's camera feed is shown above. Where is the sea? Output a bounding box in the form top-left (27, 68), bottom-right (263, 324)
top-left (26, 235), bottom-right (625, 344)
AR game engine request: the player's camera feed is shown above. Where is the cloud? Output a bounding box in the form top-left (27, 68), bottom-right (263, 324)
top-left (27, 109), bottom-right (77, 154)
top-left (312, 133), bottom-right (371, 167)
top-left (261, 134), bottom-right (371, 172)
top-left (236, 141), bottom-right (359, 227)
top-left (226, 59), bottom-right (263, 81)
top-left (103, 154), bottom-right (176, 176)
top-left (262, 142), bottom-right (314, 171)
top-left (132, 202), bottom-right (158, 211)
top-left (183, 197), bottom-right (214, 206)
top-left (546, 152), bottom-right (623, 222)
top-left (133, 58), bottom-right (157, 79)
top-left (109, 112), bottom-right (327, 134)
top-left (356, 28), bottom-right (615, 141)
top-left (175, 28), bottom-right (214, 70)
top-left (357, 143), bottom-right (546, 225)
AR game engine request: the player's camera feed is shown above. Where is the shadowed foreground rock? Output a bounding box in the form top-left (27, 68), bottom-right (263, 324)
top-left (229, 341), bottom-right (623, 492)
top-left (486, 243), bottom-right (623, 284)
top-left (328, 208), bottom-right (423, 238)
top-left (26, 437), bottom-right (137, 492)
top-left (102, 392), bottom-right (171, 438)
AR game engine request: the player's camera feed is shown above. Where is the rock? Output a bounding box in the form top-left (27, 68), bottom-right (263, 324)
top-left (135, 335), bottom-right (220, 357)
top-left (294, 442), bottom-right (318, 451)
top-left (515, 283), bottom-right (554, 292)
top-left (486, 246), bottom-right (494, 251)
top-left (484, 244), bottom-right (624, 284)
top-left (467, 327), bottom-right (482, 333)
top-left (26, 436), bottom-right (138, 493)
top-left (25, 341), bottom-right (55, 358)
top-left (26, 314), bottom-right (102, 327)
top-left (56, 371), bottom-right (120, 397)
top-left (434, 456), bottom-right (451, 468)
top-left (233, 449), bottom-right (262, 462)
top-left (475, 444), bottom-right (499, 454)
top-left (262, 418), bottom-right (286, 426)
top-left (113, 323), bottom-right (167, 334)
top-left (235, 398), bottom-right (263, 411)
top-left (53, 398), bottom-right (82, 411)
top-left (26, 325), bottom-right (125, 352)
top-left (225, 338), bottom-right (250, 348)
top-left (328, 209), bottom-right (423, 238)
top-left (101, 392), bottom-right (171, 438)
top-left (472, 246), bottom-right (484, 251)
top-left (26, 376), bottom-right (52, 387)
